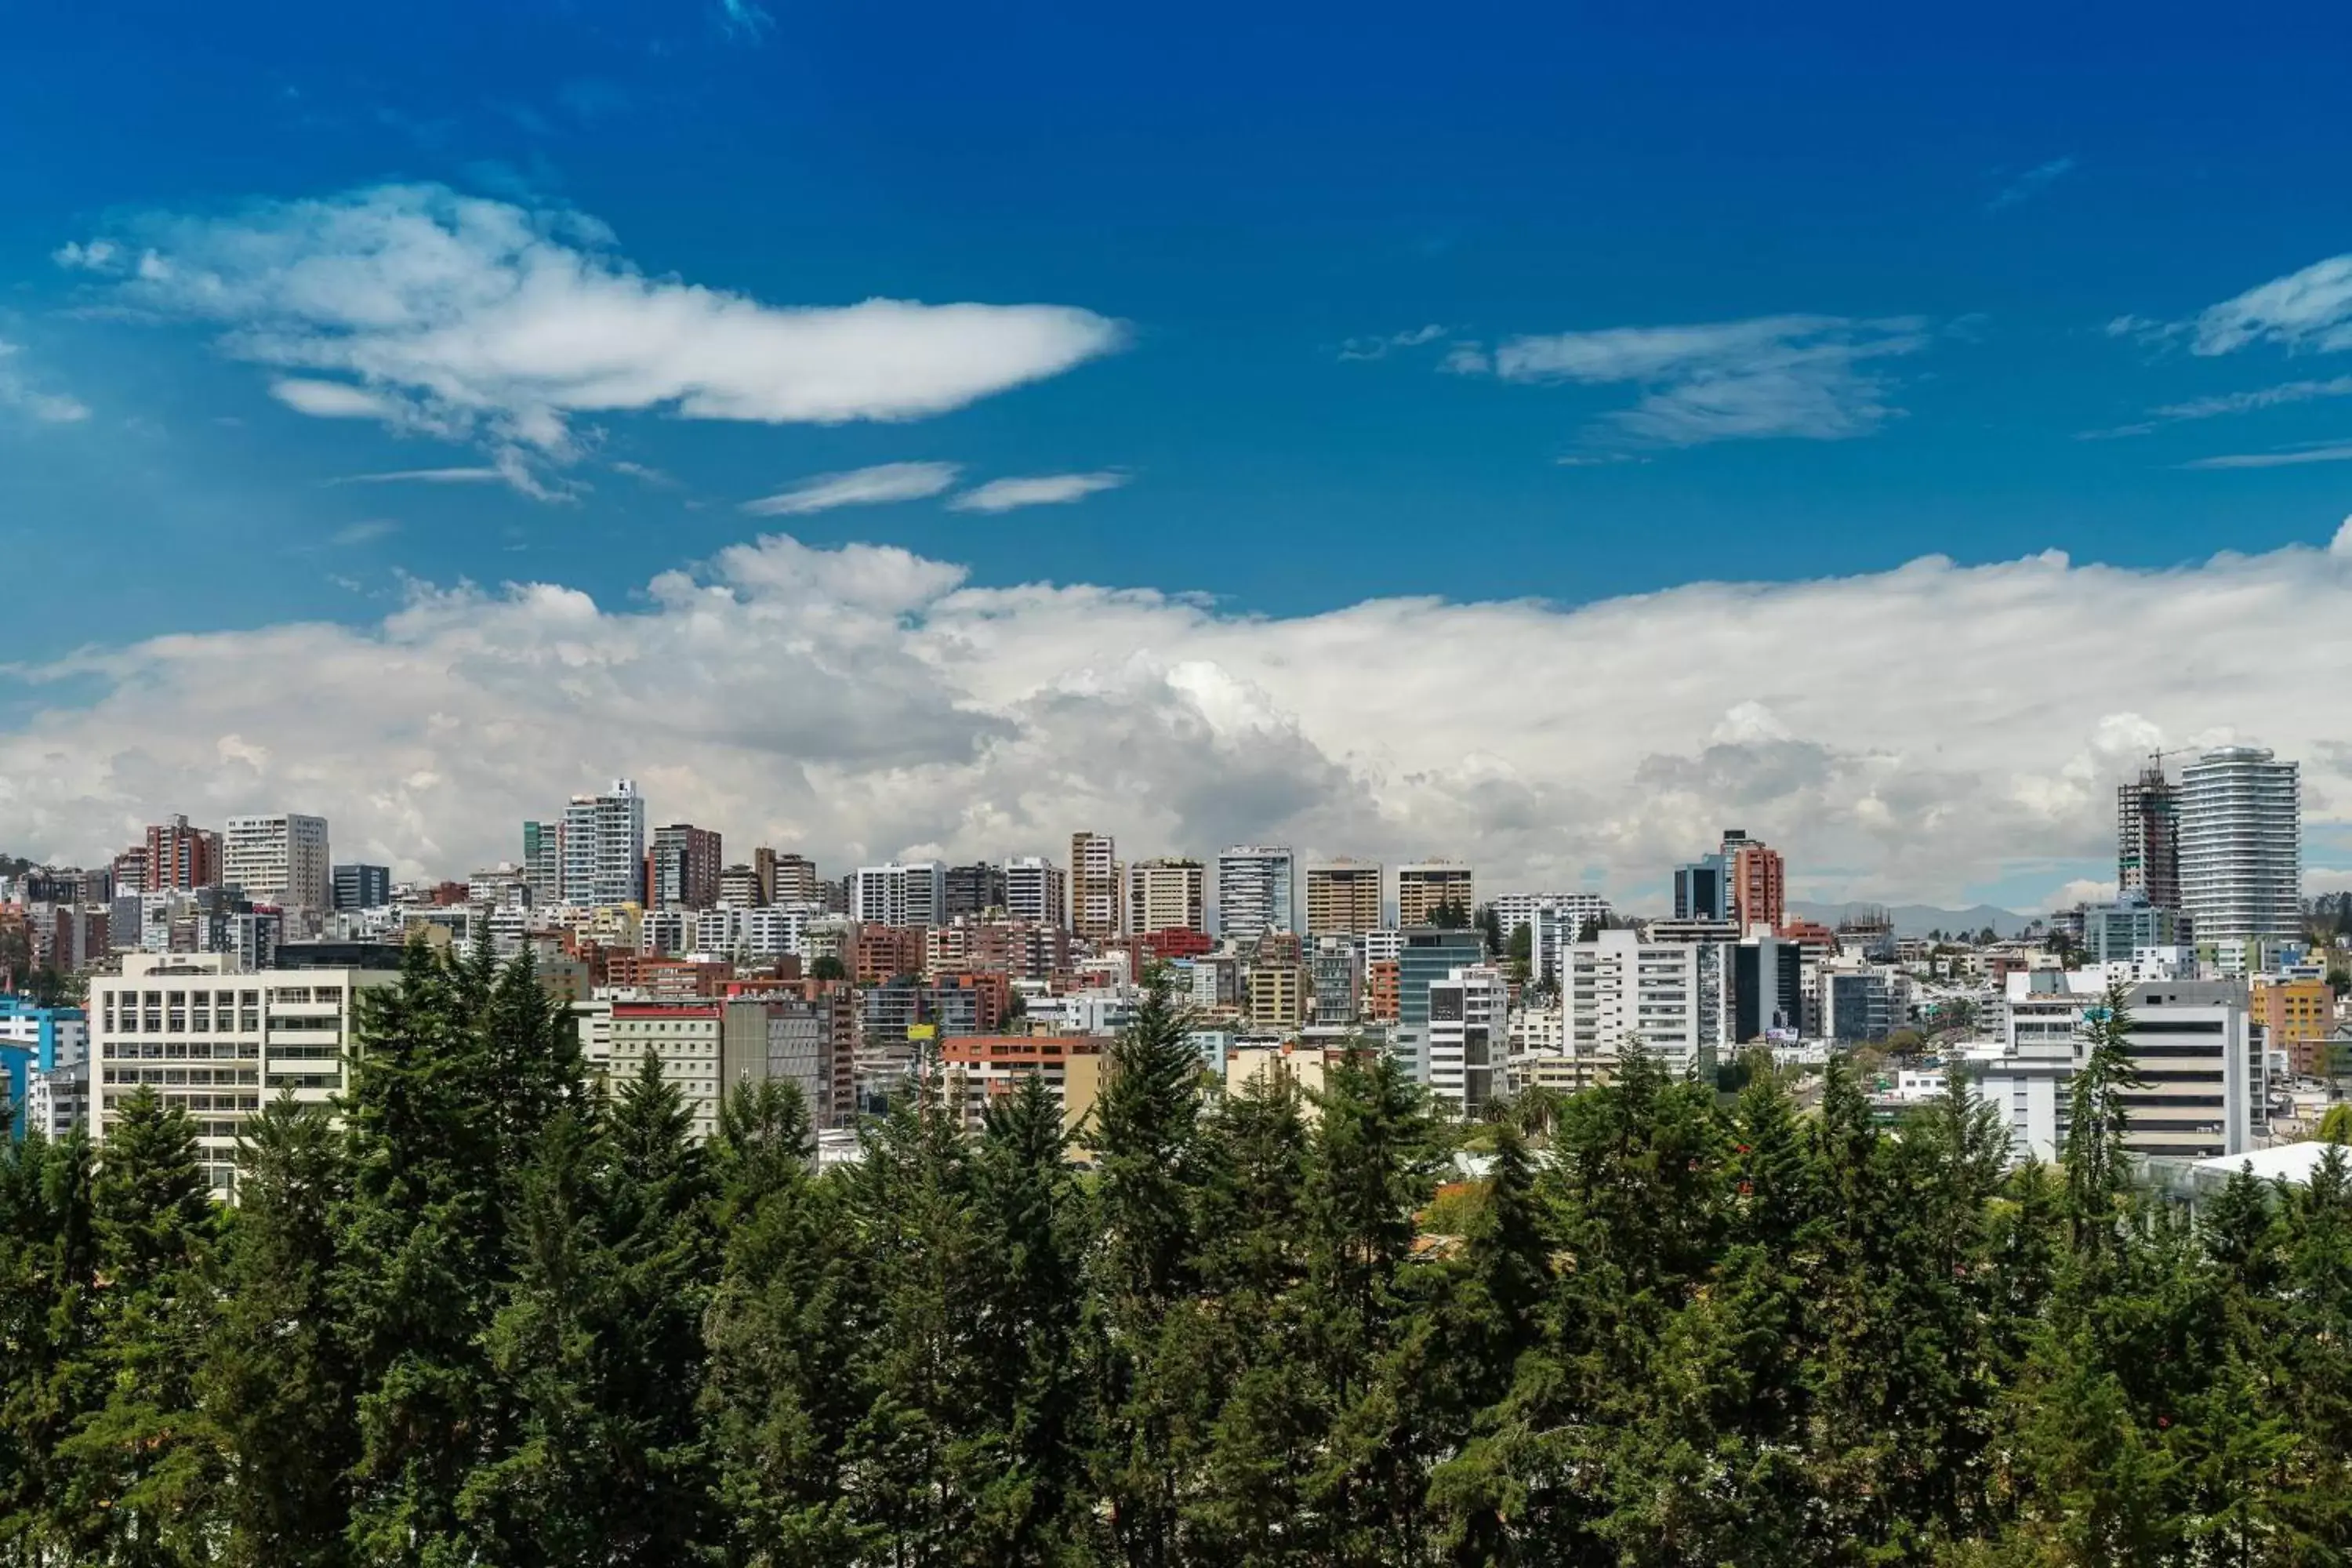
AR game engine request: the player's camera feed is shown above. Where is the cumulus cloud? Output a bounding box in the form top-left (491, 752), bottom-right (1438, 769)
top-left (948, 471), bottom-right (1127, 513)
top-left (0, 340), bottom-right (90, 424)
top-left (6, 532), bottom-right (2352, 907)
top-left (56, 183), bottom-right (1124, 493)
top-left (1457, 314), bottom-right (1932, 446)
top-left (742, 462), bottom-right (960, 516)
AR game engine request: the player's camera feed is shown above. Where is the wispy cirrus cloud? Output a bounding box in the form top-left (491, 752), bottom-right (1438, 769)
top-left (2179, 441), bottom-right (2352, 470)
top-left (1450, 313), bottom-right (1932, 447)
top-left (1336, 324), bottom-right (1449, 361)
top-left (1987, 156), bottom-right (2077, 212)
top-left (716, 0), bottom-right (772, 39)
top-left (742, 462), bottom-right (961, 517)
top-left (330, 466), bottom-right (510, 486)
top-left (55, 183), bottom-right (1123, 497)
top-left (2078, 374), bottom-right (2352, 440)
top-left (0, 340), bottom-right (90, 424)
top-left (2115, 252), bottom-right (2352, 359)
top-left (949, 471), bottom-right (1128, 513)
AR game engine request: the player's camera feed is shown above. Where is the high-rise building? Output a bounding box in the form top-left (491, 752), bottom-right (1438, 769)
top-left (1305, 859), bottom-right (1383, 938)
top-left (1564, 928), bottom-right (1723, 1081)
top-left (223, 814), bottom-right (332, 909)
top-left (332, 863), bottom-right (391, 912)
top-left (523, 821), bottom-right (563, 906)
top-left (767, 852), bottom-right (822, 906)
top-left (1396, 862), bottom-right (1474, 927)
top-left (2118, 760), bottom-right (2183, 910)
top-left (560, 781), bottom-right (648, 906)
top-left (717, 864), bottom-right (765, 906)
top-left (2180, 746), bottom-right (2301, 947)
top-left (1127, 858), bottom-right (1207, 935)
top-left (853, 861), bottom-right (948, 928)
top-left (1217, 845), bottom-right (1297, 938)
top-left (143, 815), bottom-right (221, 891)
top-left (1396, 924), bottom-right (1486, 1080)
top-left (1720, 829), bottom-right (1786, 934)
top-left (1525, 897), bottom-right (1617, 987)
top-left (2081, 892), bottom-right (2183, 964)
top-left (1733, 934), bottom-right (1806, 1041)
top-left (1672, 854), bottom-right (1730, 920)
top-left (1426, 964), bottom-right (1507, 1116)
top-left (1070, 832), bottom-right (1121, 940)
top-left (1004, 856), bottom-right (1069, 928)
top-left (649, 823), bottom-right (724, 910)
top-left (946, 861), bottom-right (1009, 917)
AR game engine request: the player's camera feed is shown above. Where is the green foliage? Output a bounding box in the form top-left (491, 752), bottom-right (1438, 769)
top-left (9, 944), bottom-right (2352, 1564)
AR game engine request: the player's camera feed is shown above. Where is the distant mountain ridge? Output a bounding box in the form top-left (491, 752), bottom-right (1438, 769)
top-left (1787, 900), bottom-right (2034, 939)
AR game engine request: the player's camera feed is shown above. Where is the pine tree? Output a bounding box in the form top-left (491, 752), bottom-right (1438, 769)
top-left (57, 1084), bottom-right (219, 1567)
top-left (201, 1096), bottom-right (358, 1568)
top-left (1085, 969), bottom-right (1212, 1568)
top-left (2063, 982), bottom-right (2143, 1264)
top-left (0, 1127), bottom-right (96, 1561)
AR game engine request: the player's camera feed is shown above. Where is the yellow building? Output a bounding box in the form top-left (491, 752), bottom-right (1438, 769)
top-left (1305, 859), bottom-right (1383, 937)
top-left (1245, 963), bottom-right (1308, 1030)
top-left (2253, 976), bottom-right (2336, 1080)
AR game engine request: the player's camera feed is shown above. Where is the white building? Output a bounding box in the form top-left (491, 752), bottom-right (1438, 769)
top-left (1969, 970), bottom-right (2263, 1165)
top-left (89, 953), bottom-right (397, 1194)
top-left (1217, 845), bottom-right (1298, 939)
top-left (1426, 964), bottom-right (1507, 1116)
top-left (853, 861), bottom-right (949, 928)
top-left (579, 993), bottom-right (850, 1143)
top-left (560, 780), bottom-right (647, 907)
top-left (1003, 856), bottom-right (1069, 929)
top-left (223, 813), bottom-right (332, 911)
top-left (2180, 746), bottom-right (2301, 948)
top-left (1526, 897), bottom-right (1616, 986)
top-left (1362, 927), bottom-right (1404, 968)
top-left (1563, 927), bottom-right (1722, 1080)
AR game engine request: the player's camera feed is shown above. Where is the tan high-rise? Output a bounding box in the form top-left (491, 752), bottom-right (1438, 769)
top-left (1305, 859), bottom-right (1384, 937)
top-left (1127, 858), bottom-right (1206, 935)
top-left (1071, 831), bottom-right (1121, 940)
top-left (1396, 862), bottom-right (1474, 927)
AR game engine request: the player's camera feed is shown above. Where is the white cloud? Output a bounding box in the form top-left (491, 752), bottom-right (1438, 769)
top-left (2180, 442), bottom-right (2352, 470)
top-left (1986, 156), bottom-right (2077, 212)
top-left (948, 471), bottom-right (1127, 513)
top-left (57, 183), bottom-right (1124, 494)
top-left (2080, 374), bottom-right (2352, 440)
top-left (742, 461), bottom-right (960, 517)
top-left (1461, 314), bottom-right (1932, 445)
top-left (0, 340), bottom-right (90, 424)
top-left (330, 519), bottom-right (400, 546)
top-left (330, 466), bottom-right (510, 485)
top-left (7, 531), bottom-right (2352, 908)
top-left (1336, 324), bottom-right (1449, 361)
top-left (2189, 252), bottom-right (2352, 357)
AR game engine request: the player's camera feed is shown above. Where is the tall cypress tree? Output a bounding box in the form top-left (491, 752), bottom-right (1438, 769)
top-left (202, 1096), bottom-right (358, 1568)
top-left (0, 1127), bottom-right (96, 1560)
top-left (58, 1085), bottom-right (219, 1568)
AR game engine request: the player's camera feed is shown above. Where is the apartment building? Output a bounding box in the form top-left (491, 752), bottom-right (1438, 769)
top-left (1071, 831), bottom-right (1122, 940)
top-left (1563, 927), bottom-right (1721, 1081)
top-left (2180, 746), bottom-right (2302, 947)
top-left (223, 813), bottom-right (332, 911)
top-left (1305, 859), bottom-right (1383, 938)
top-left (583, 989), bottom-right (853, 1141)
top-left (1127, 857), bottom-right (1207, 936)
top-left (90, 953), bottom-right (397, 1194)
top-left (1246, 962), bottom-right (1308, 1030)
top-left (1217, 844), bottom-right (1297, 938)
top-left (560, 781), bottom-right (647, 907)
top-left (0, 996), bottom-right (88, 1141)
top-left (1425, 964), bottom-right (1506, 1116)
top-left (1396, 862), bottom-right (1475, 927)
top-left (853, 861), bottom-right (948, 928)
top-left (1004, 856), bottom-right (1069, 928)
top-left (938, 1034), bottom-right (1105, 1140)
top-left (648, 822), bottom-right (724, 910)
top-left (143, 815), bottom-right (222, 891)
top-left (2252, 975), bottom-right (2335, 1080)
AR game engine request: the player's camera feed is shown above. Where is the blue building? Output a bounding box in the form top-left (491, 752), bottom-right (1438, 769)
top-left (0, 995), bottom-right (89, 1141)
top-left (1394, 925), bottom-right (1486, 1081)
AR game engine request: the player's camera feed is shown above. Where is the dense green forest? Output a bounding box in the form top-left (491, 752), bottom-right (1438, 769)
top-left (5, 945), bottom-right (2350, 1566)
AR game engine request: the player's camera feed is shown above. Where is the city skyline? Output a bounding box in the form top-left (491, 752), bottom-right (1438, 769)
top-left (9, 4), bottom-right (2352, 910)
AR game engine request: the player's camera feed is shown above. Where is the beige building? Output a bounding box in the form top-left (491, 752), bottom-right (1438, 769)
top-left (223, 813), bottom-right (332, 911)
top-left (1246, 962), bottom-right (1308, 1030)
top-left (1071, 832), bottom-right (1121, 940)
top-left (90, 952), bottom-right (397, 1195)
top-left (1127, 857), bottom-right (1207, 935)
top-left (938, 1034), bottom-right (1105, 1144)
top-left (1306, 859), bottom-right (1384, 937)
top-left (1396, 861), bottom-right (1474, 927)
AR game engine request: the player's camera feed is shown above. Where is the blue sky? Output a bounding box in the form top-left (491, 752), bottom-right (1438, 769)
top-left (4, 0), bottom-right (2351, 906)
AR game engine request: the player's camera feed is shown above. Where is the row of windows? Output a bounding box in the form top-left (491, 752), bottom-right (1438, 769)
top-left (104, 1041), bottom-right (260, 1060)
top-left (103, 1066), bottom-right (263, 1087)
top-left (100, 1091), bottom-right (263, 1113)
